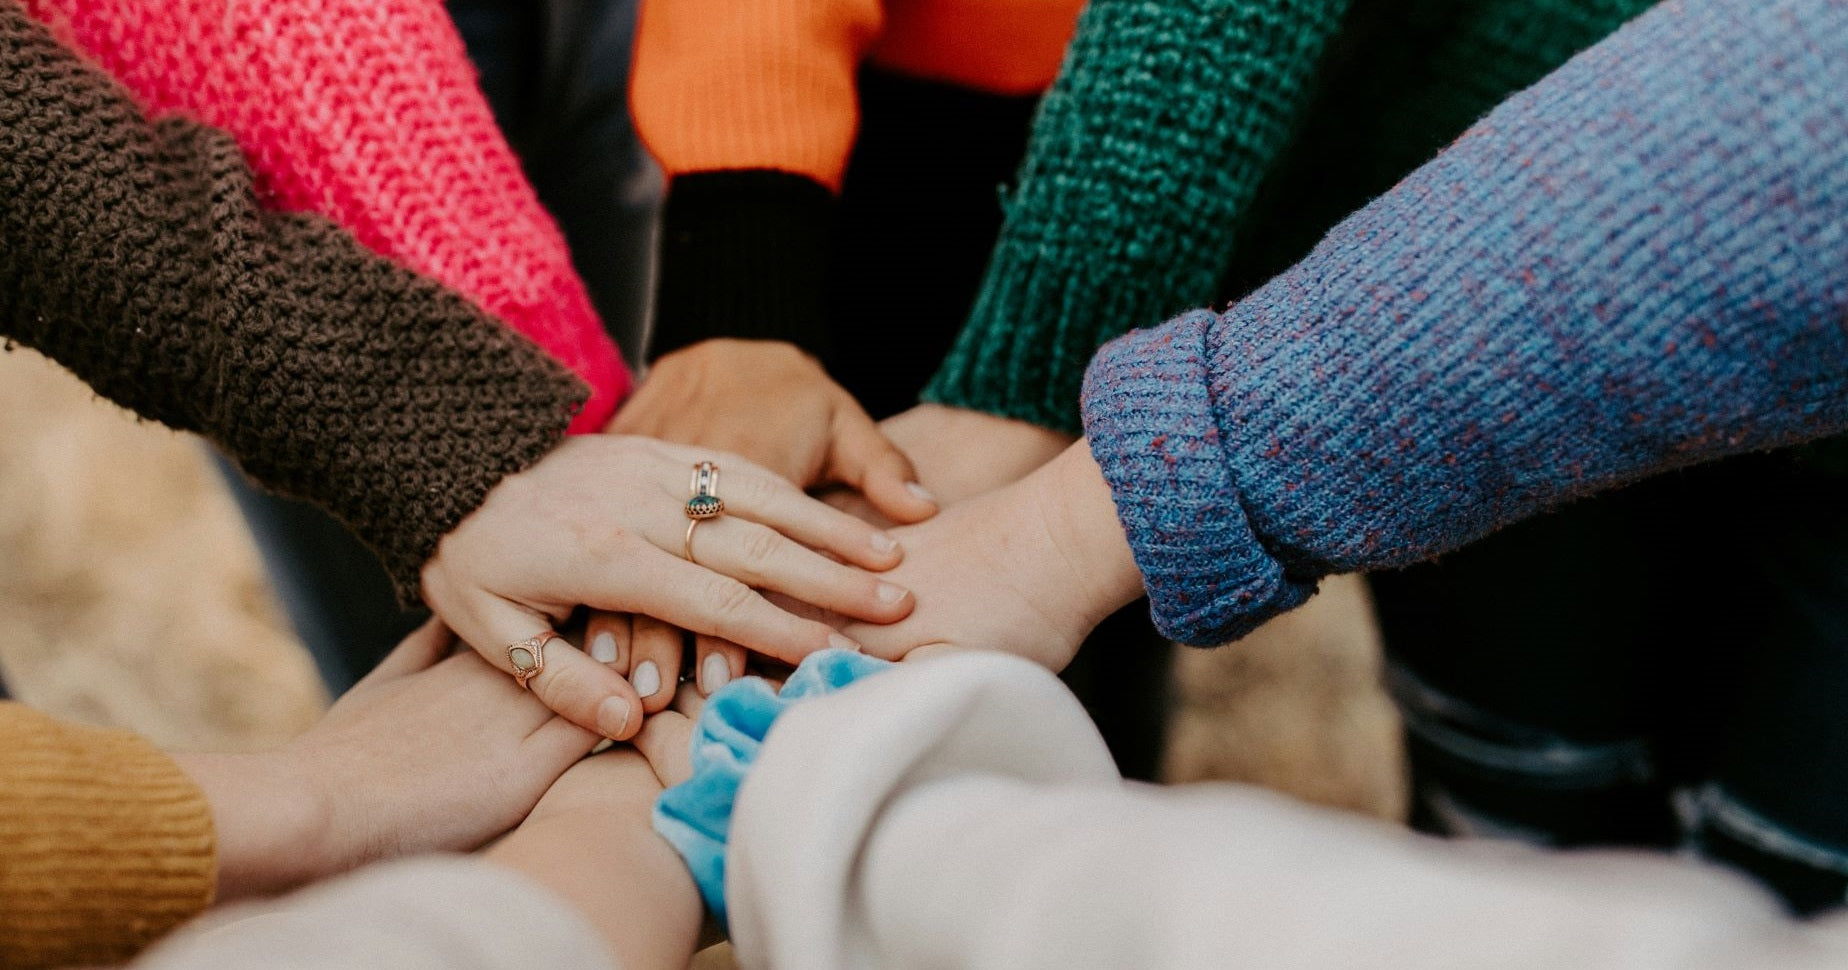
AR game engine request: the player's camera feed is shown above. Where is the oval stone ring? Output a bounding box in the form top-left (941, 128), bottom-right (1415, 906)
top-left (684, 461), bottom-right (723, 563)
top-left (506, 631), bottom-right (561, 690)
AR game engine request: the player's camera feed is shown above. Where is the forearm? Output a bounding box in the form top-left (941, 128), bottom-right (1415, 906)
top-left (1083, 0), bottom-right (1848, 644)
top-left (0, 3), bottom-right (584, 600)
top-left (924, 0), bottom-right (1351, 433)
top-left (169, 753), bottom-right (325, 902)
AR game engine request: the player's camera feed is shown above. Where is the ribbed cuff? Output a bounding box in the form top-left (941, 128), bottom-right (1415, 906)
top-left (0, 706), bottom-right (216, 970)
top-left (1079, 312), bottom-right (1315, 645)
top-left (649, 171), bottom-right (836, 362)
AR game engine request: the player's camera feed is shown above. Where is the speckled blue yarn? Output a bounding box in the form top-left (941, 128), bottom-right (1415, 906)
top-left (1083, 0), bottom-right (1848, 646)
top-left (652, 649), bottom-right (891, 927)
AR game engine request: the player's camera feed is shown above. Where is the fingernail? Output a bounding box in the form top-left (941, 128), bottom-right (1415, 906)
top-left (870, 531), bottom-right (899, 553)
top-left (701, 654), bottom-right (731, 694)
top-left (876, 582), bottom-right (909, 604)
top-left (596, 696), bottom-right (632, 740)
top-left (632, 660), bottom-right (662, 698)
top-left (590, 631), bottom-right (618, 664)
top-left (829, 633), bottom-right (863, 654)
top-left (906, 482), bottom-right (936, 504)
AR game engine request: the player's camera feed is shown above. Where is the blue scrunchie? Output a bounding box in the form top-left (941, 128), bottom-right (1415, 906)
top-left (652, 649), bottom-right (891, 926)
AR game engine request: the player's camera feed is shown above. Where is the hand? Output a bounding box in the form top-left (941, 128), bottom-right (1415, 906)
top-left (602, 339), bottom-right (936, 706)
top-left (881, 403), bottom-right (1077, 507)
top-left (174, 621), bottom-right (600, 900)
top-left (838, 442), bottom-right (1145, 671)
top-left (485, 749), bottom-right (702, 970)
top-left (610, 340), bottom-right (937, 520)
top-left (419, 434), bottom-right (912, 741)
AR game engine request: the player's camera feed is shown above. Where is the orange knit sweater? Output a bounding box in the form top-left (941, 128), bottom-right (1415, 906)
top-left (0, 704), bottom-right (216, 969)
top-left (632, 0), bottom-right (1084, 190)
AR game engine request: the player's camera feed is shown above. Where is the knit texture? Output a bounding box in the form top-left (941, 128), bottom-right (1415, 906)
top-left (0, 1), bottom-right (587, 601)
top-left (0, 703), bottom-right (215, 970)
top-left (1082, 0), bottom-right (1848, 645)
top-left (24, 0), bottom-right (628, 432)
top-left (924, 0), bottom-right (1350, 432)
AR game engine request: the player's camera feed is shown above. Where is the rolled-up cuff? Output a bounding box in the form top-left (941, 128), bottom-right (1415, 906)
top-left (1080, 312), bottom-right (1316, 645)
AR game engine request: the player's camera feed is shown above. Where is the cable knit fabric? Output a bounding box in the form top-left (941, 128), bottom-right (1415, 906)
top-left (23, 0), bottom-right (629, 431)
top-left (1082, 0), bottom-right (1848, 645)
top-left (0, 0), bottom-right (587, 601)
top-left (0, 704), bottom-right (216, 970)
top-left (653, 650), bottom-right (890, 927)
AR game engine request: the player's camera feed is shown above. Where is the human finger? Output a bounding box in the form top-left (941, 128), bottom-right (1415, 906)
top-left (700, 458), bottom-right (905, 571)
top-left (465, 596), bottom-right (644, 742)
top-left (826, 409), bottom-right (937, 525)
top-left (694, 634), bottom-right (744, 696)
top-left (686, 514), bottom-right (914, 623)
top-left (361, 617), bottom-right (455, 684)
top-left (632, 709), bottom-right (696, 788)
top-left (585, 610), bottom-right (631, 669)
top-left (628, 615), bottom-right (682, 714)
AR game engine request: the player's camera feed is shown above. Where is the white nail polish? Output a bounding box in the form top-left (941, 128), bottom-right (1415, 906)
top-left (590, 631), bottom-right (618, 664)
top-left (828, 633), bottom-right (863, 654)
top-left (701, 654), bottom-right (731, 694)
top-left (906, 482), bottom-right (936, 504)
top-left (632, 661), bottom-right (662, 698)
top-left (871, 531), bottom-right (899, 553)
top-left (876, 582), bottom-right (908, 604)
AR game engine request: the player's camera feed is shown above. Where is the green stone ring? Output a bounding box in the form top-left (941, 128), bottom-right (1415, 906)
top-left (686, 461), bottom-right (724, 520)
top-left (685, 494), bottom-right (725, 519)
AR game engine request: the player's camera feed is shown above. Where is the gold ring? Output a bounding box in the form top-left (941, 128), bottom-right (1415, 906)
top-left (686, 461), bottom-right (723, 519)
top-left (506, 631), bottom-right (561, 690)
top-left (685, 517), bottom-right (701, 563)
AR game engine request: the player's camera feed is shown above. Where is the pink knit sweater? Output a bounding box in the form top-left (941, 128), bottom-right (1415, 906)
top-left (26, 0), bottom-right (629, 432)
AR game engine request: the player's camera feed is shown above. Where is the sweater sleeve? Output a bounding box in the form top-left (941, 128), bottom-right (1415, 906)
top-left (726, 653), bottom-right (1848, 970)
top-left (1081, 0), bottom-right (1848, 645)
top-left (0, 704), bottom-right (215, 970)
top-left (0, 1), bottom-right (586, 603)
top-left (923, 0), bottom-right (1352, 433)
top-left (24, 0), bottom-right (629, 432)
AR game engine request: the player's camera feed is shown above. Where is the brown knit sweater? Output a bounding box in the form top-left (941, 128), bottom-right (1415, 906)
top-left (0, 0), bottom-right (587, 600)
top-left (0, 704), bottom-right (216, 969)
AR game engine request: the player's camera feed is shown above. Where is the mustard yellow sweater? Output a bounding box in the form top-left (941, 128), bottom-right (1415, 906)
top-left (0, 703), bottom-right (215, 969)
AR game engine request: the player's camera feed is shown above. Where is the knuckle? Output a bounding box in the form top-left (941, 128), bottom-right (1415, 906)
top-left (705, 576), bottom-right (759, 622)
top-left (738, 524), bottom-right (782, 570)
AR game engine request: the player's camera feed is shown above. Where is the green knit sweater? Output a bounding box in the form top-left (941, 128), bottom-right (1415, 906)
top-left (923, 0), bottom-right (1658, 434)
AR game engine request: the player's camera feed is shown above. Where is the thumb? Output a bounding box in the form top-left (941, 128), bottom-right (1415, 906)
top-left (828, 409), bottom-right (937, 524)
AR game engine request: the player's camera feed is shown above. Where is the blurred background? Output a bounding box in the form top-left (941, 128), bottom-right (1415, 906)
top-left (0, 341), bottom-right (1404, 810)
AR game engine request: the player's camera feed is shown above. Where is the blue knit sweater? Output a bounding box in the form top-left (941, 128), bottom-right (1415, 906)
top-left (1081, 0), bottom-right (1848, 646)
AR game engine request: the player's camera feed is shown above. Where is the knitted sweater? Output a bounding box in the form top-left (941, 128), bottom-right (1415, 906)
top-left (24, 0), bottom-right (629, 432)
top-left (1081, 0), bottom-right (1848, 646)
top-left (633, 0), bottom-right (1083, 360)
top-left (925, 0), bottom-right (1657, 433)
top-left (0, 0), bottom-right (586, 600)
top-left (0, 704), bottom-right (215, 970)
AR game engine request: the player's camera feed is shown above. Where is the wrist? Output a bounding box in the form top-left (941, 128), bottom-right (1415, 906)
top-left (173, 750), bottom-right (333, 900)
top-left (1032, 441), bottom-right (1145, 627)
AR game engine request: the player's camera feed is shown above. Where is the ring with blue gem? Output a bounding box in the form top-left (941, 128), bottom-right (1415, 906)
top-left (686, 461), bottom-right (724, 519)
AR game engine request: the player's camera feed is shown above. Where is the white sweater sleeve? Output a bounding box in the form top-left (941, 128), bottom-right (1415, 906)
top-left (726, 653), bottom-right (1848, 970)
top-left (130, 856), bottom-right (617, 970)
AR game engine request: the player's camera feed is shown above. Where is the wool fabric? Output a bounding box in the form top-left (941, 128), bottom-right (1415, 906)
top-left (926, 0), bottom-right (1661, 433)
top-left (24, 0), bottom-right (628, 431)
top-left (0, 704), bottom-right (216, 970)
top-left (0, 0), bottom-right (587, 601)
top-left (1081, 0), bottom-right (1848, 645)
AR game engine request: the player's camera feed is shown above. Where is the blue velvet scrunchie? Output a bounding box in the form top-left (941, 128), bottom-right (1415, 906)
top-left (652, 649), bottom-right (891, 926)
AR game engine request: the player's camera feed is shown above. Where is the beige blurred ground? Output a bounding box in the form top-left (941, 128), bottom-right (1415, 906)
top-left (1, 344), bottom-right (1403, 962)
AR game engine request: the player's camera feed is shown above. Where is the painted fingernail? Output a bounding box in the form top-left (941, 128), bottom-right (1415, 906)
top-left (876, 582), bottom-right (909, 604)
top-left (906, 482), bottom-right (936, 504)
top-left (701, 654), bottom-right (731, 694)
top-left (632, 660), bottom-right (662, 699)
top-left (871, 531), bottom-right (899, 553)
top-left (596, 696), bottom-right (632, 740)
top-left (590, 631), bottom-right (619, 664)
top-left (829, 632), bottom-right (863, 654)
